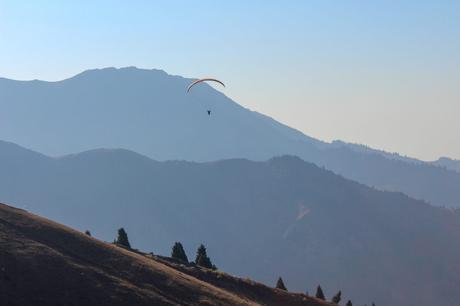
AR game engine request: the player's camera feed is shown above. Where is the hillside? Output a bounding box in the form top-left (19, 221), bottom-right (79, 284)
top-left (1, 142), bottom-right (460, 306)
top-left (0, 203), bottom-right (330, 306)
top-left (0, 68), bottom-right (460, 207)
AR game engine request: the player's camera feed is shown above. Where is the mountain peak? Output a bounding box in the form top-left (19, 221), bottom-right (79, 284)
top-left (68, 66), bottom-right (172, 82)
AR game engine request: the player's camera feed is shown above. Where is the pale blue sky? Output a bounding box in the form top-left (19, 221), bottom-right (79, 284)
top-left (0, 1), bottom-right (459, 160)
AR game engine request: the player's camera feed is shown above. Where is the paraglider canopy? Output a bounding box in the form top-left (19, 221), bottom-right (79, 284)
top-left (187, 78), bottom-right (225, 92)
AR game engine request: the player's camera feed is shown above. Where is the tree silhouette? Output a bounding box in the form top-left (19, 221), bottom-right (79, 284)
top-left (315, 285), bottom-right (325, 300)
top-left (84, 230), bottom-right (91, 236)
top-left (331, 290), bottom-right (341, 303)
top-left (116, 228), bottom-right (131, 249)
top-left (276, 277), bottom-right (287, 290)
top-left (171, 242), bottom-right (188, 263)
top-left (346, 300), bottom-right (353, 306)
top-left (195, 244), bottom-right (215, 269)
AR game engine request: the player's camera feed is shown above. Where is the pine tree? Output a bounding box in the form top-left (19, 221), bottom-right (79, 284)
top-left (116, 228), bottom-right (131, 249)
top-left (315, 285), bottom-right (325, 300)
top-left (171, 242), bottom-right (188, 263)
top-left (331, 290), bottom-right (341, 303)
top-left (275, 277), bottom-right (287, 290)
top-left (346, 300), bottom-right (353, 306)
top-left (194, 244), bottom-right (215, 269)
top-left (85, 230), bottom-right (91, 236)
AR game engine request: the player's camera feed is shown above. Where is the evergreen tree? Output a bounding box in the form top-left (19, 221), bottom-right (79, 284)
top-left (171, 242), bottom-right (188, 263)
top-left (116, 228), bottom-right (131, 249)
top-left (85, 230), bottom-right (91, 236)
top-left (331, 290), bottom-right (341, 303)
top-left (346, 300), bottom-right (353, 306)
top-left (315, 285), bottom-right (325, 300)
top-left (194, 244), bottom-right (215, 269)
top-left (275, 277), bottom-right (287, 291)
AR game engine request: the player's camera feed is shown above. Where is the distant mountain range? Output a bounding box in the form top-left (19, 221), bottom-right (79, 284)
top-left (0, 203), bottom-right (329, 306)
top-left (0, 67), bottom-right (459, 207)
top-left (1, 141), bottom-right (460, 306)
top-left (431, 157), bottom-right (460, 173)
top-left (333, 140), bottom-right (460, 173)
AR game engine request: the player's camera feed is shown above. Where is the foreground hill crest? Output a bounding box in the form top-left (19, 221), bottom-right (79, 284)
top-left (0, 203), bottom-right (330, 306)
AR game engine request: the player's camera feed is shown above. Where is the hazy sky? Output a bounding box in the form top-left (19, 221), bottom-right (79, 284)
top-left (0, 1), bottom-right (459, 160)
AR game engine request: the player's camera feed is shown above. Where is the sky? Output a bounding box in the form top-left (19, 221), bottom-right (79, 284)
top-left (0, 0), bottom-right (459, 160)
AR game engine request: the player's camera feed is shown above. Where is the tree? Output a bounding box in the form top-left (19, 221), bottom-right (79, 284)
top-left (331, 290), bottom-right (341, 303)
top-left (85, 230), bottom-right (91, 236)
top-left (315, 285), bottom-right (325, 300)
top-left (372, 303), bottom-right (376, 306)
top-left (171, 242), bottom-right (188, 263)
top-left (194, 244), bottom-right (215, 269)
top-left (346, 300), bottom-right (353, 306)
top-left (116, 228), bottom-right (131, 249)
top-left (276, 277), bottom-right (287, 290)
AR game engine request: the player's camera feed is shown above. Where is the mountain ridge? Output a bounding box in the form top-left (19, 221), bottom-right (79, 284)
top-left (1, 140), bottom-right (460, 306)
top-left (0, 66), bottom-right (459, 208)
top-left (432, 157), bottom-right (460, 173)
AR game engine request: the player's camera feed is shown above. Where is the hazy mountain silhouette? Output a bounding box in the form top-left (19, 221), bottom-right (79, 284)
top-left (0, 67), bottom-right (459, 208)
top-left (431, 157), bottom-right (460, 173)
top-left (332, 140), bottom-right (460, 173)
top-left (1, 141), bottom-right (460, 306)
top-left (330, 140), bottom-right (423, 164)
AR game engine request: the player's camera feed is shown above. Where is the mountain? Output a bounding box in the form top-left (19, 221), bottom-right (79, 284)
top-left (332, 140), bottom-right (460, 174)
top-left (330, 140), bottom-right (423, 164)
top-left (0, 203), bottom-right (330, 306)
top-left (0, 67), bottom-right (323, 161)
top-left (431, 157), bottom-right (460, 173)
top-left (0, 67), bottom-right (460, 207)
top-left (1, 141), bottom-right (460, 306)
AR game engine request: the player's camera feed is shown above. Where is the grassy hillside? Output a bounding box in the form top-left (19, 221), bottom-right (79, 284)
top-left (0, 203), bottom-right (331, 306)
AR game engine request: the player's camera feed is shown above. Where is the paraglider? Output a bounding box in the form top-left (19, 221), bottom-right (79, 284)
top-left (186, 78), bottom-right (225, 93)
top-left (186, 78), bottom-right (225, 116)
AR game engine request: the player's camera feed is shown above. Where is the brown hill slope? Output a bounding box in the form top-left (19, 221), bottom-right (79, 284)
top-left (0, 203), bottom-right (330, 306)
